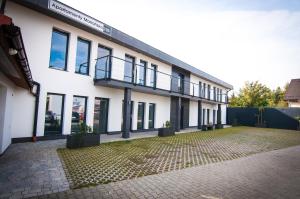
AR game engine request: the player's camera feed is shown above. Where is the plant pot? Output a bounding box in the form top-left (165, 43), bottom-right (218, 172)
top-left (216, 124), bottom-right (223, 129)
top-left (158, 128), bottom-right (175, 137)
top-left (201, 125), bottom-right (208, 131)
top-left (67, 133), bottom-right (100, 149)
top-left (207, 125), bottom-right (215, 131)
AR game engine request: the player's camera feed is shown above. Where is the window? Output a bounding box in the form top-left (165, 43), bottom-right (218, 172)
top-left (95, 45), bottom-right (112, 79)
top-left (203, 83), bottom-right (206, 98)
top-left (137, 102), bottom-right (145, 129)
top-left (213, 110), bottom-right (216, 124)
top-left (138, 60), bottom-right (147, 85)
top-left (44, 93), bottom-right (64, 135)
top-left (124, 54), bottom-right (135, 83)
top-left (202, 109), bottom-right (206, 125)
top-left (93, 98), bottom-right (109, 134)
top-left (207, 84), bottom-right (211, 99)
top-left (49, 29), bottom-right (69, 70)
top-left (75, 38), bottom-right (90, 75)
top-left (207, 109), bottom-right (210, 124)
top-left (216, 88), bottom-right (219, 101)
top-left (149, 64), bottom-right (157, 88)
top-left (220, 89), bottom-right (223, 102)
top-left (178, 73), bottom-right (184, 93)
top-left (199, 81), bottom-right (202, 97)
top-left (213, 87), bottom-right (216, 101)
top-left (121, 100), bottom-right (134, 131)
top-left (148, 103), bottom-right (155, 129)
top-left (71, 96), bottom-right (87, 132)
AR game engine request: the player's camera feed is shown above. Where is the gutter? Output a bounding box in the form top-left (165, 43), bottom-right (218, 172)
top-left (31, 81), bottom-right (40, 142)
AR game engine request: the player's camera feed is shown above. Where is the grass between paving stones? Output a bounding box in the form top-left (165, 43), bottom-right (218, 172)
top-left (57, 127), bottom-right (300, 188)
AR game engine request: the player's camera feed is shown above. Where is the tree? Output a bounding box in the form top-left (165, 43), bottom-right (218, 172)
top-left (229, 81), bottom-right (288, 107)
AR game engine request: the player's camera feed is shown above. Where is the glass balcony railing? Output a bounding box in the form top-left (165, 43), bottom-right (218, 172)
top-left (94, 55), bottom-right (228, 103)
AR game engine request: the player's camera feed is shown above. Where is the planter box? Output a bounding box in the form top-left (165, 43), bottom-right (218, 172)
top-left (207, 125), bottom-right (215, 131)
top-left (216, 124), bottom-right (224, 129)
top-left (158, 128), bottom-right (175, 137)
top-left (201, 125), bottom-right (208, 131)
top-left (67, 133), bottom-right (100, 149)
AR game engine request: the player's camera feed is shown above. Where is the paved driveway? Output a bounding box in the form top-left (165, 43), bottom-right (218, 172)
top-left (37, 145), bottom-right (300, 199)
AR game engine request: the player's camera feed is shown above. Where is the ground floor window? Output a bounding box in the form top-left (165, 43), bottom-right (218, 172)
top-left (213, 110), bottom-right (216, 124)
top-left (137, 102), bottom-right (145, 129)
top-left (148, 103), bottom-right (155, 129)
top-left (93, 98), bottom-right (109, 134)
top-left (207, 109), bottom-right (210, 124)
top-left (202, 109), bottom-right (206, 125)
top-left (71, 96), bottom-right (87, 132)
top-left (44, 93), bottom-right (64, 135)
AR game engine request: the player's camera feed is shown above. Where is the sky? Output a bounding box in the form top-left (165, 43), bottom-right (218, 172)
top-left (61, 0), bottom-right (300, 93)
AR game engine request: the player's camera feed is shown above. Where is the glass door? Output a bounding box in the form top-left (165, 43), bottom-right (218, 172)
top-left (93, 98), bottom-right (109, 134)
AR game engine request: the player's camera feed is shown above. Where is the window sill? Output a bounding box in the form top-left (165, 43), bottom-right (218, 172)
top-left (49, 66), bottom-right (68, 72)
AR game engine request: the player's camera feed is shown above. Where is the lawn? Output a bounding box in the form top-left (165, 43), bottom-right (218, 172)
top-left (57, 127), bottom-right (300, 188)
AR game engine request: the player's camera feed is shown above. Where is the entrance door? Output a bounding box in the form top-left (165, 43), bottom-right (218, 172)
top-left (180, 105), bottom-right (184, 129)
top-left (93, 98), bottom-right (109, 134)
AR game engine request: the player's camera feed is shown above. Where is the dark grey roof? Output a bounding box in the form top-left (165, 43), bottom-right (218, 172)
top-left (11, 0), bottom-right (233, 89)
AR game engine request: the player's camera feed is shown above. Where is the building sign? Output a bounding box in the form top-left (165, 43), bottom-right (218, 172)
top-left (48, 0), bottom-right (111, 35)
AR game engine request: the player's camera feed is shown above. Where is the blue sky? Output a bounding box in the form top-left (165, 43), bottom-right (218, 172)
top-left (61, 0), bottom-right (300, 92)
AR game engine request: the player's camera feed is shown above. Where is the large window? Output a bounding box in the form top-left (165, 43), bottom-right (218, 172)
top-left (148, 103), bottom-right (155, 129)
top-left (49, 29), bottom-right (69, 70)
top-left (177, 73), bottom-right (184, 93)
top-left (75, 38), bottom-right (90, 75)
top-left (124, 54), bottom-right (135, 83)
top-left (199, 81), bottom-right (202, 97)
top-left (149, 64), bottom-right (157, 88)
top-left (213, 87), bottom-right (216, 101)
top-left (138, 60), bottom-right (147, 85)
top-left (93, 98), bottom-right (109, 134)
top-left (137, 102), bottom-right (145, 130)
top-left (95, 45), bottom-right (112, 79)
top-left (203, 83), bottom-right (206, 98)
top-left (44, 93), bottom-right (64, 135)
top-left (71, 96), bottom-right (87, 132)
top-left (220, 89), bottom-right (223, 102)
top-left (207, 84), bottom-right (211, 99)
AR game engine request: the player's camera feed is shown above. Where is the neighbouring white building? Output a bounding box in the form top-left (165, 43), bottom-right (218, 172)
top-left (285, 79), bottom-right (300, 108)
top-left (0, 0), bottom-right (233, 154)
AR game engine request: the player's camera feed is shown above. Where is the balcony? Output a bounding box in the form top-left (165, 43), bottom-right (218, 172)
top-left (94, 55), bottom-right (228, 104)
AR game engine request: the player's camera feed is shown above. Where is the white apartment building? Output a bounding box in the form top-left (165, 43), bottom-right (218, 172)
top-left (0, 0), bottom-right (233, 154)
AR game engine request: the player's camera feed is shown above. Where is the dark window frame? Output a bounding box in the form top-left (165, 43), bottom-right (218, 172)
top-left (75, 37), bottom-right (91, 75)
top-left (94, 97), bottom-right (109, 133)
top-left (150, 64), bottom-right (157, 88)
top-left (72, 95), bottom-right (88, 132)
top-left (124, 54), bottom-right (136, 83)
top-left (178, 73), bottom-right (184, 94)
top-left (44, 92), bottom-right (65, 135)
top-left (49, 28), bottom-right (69, 71)
top-left (138, 59), bottom-right (147, 86)
top-left (148, 103), bottom-right (155, 129)
top-left (137, 102), bottom-right (145, 130)
top-left (97, 44), bottom-right (113, 79)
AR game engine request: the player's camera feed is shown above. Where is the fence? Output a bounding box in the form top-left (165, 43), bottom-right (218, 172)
top-left (227, 107), bottom-right (300, 130)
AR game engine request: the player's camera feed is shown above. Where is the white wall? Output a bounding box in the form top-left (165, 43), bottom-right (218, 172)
top-left (189, 101), bottom-right (198, 126)
top-left (131, 92), bottom-right (170, 130)
top-left (5, 1), bottom-right (230, 139)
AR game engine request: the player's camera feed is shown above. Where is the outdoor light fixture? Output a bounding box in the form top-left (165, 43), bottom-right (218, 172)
top-left (8, 48), bottom-right (18, 55)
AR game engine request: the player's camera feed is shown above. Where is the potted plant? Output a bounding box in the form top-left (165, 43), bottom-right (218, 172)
top-left (207, 122), bottom-right (215, 130)
top-left (66, 122), bottom-right (100, 149)
top-left (158, 121), bottom-right (175, 137)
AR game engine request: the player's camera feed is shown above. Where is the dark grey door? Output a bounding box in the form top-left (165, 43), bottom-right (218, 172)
top-left (93, 98), bottom-right (109, 134)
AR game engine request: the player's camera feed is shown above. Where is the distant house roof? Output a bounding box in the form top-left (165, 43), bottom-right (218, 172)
top-left (284, 79), bottom-right (300, 101)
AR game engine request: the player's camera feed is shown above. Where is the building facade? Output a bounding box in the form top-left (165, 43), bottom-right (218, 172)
top-left (284, 79), bottom-right (300, 107)
top-left (0, 0), bottom-right (232, 153)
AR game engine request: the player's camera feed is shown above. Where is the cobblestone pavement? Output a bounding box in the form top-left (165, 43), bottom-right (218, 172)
top-left (34, 145), bottom-right (300, 199)
top-left (58, 127), bottom-right (300, 188)
top-left (0, 140), bottom-right (69, 199)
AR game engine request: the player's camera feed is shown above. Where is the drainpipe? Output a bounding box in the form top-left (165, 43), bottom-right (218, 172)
top-left (31, 81), bottom-right (40, 142)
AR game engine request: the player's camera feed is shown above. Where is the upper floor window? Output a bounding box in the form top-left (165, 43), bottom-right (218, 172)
top-left (124, 54), bottom-right (135, 83)
top-left (75, 38), bottom-right (90, 75)
top-left (149, 64), bottom-right (157, 88)
top-left (199, 81), bottom-right (202, 97)
top-left (207, 84), bottom-right (211, 99)
top-left (138, 60), bottom-right (147, 85)
top-left (220, 89), bottom-right (223, 102)
top-left (96, 45), bottom-right (112, 79)
top-left (213, 87), bottom-right (216, 101)
top-left (178, 73), bottom-right (184, 93)
top-left (203, 83), bottom-right (206, 98)
top-left (49, 29), bottom-right (69, 70)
